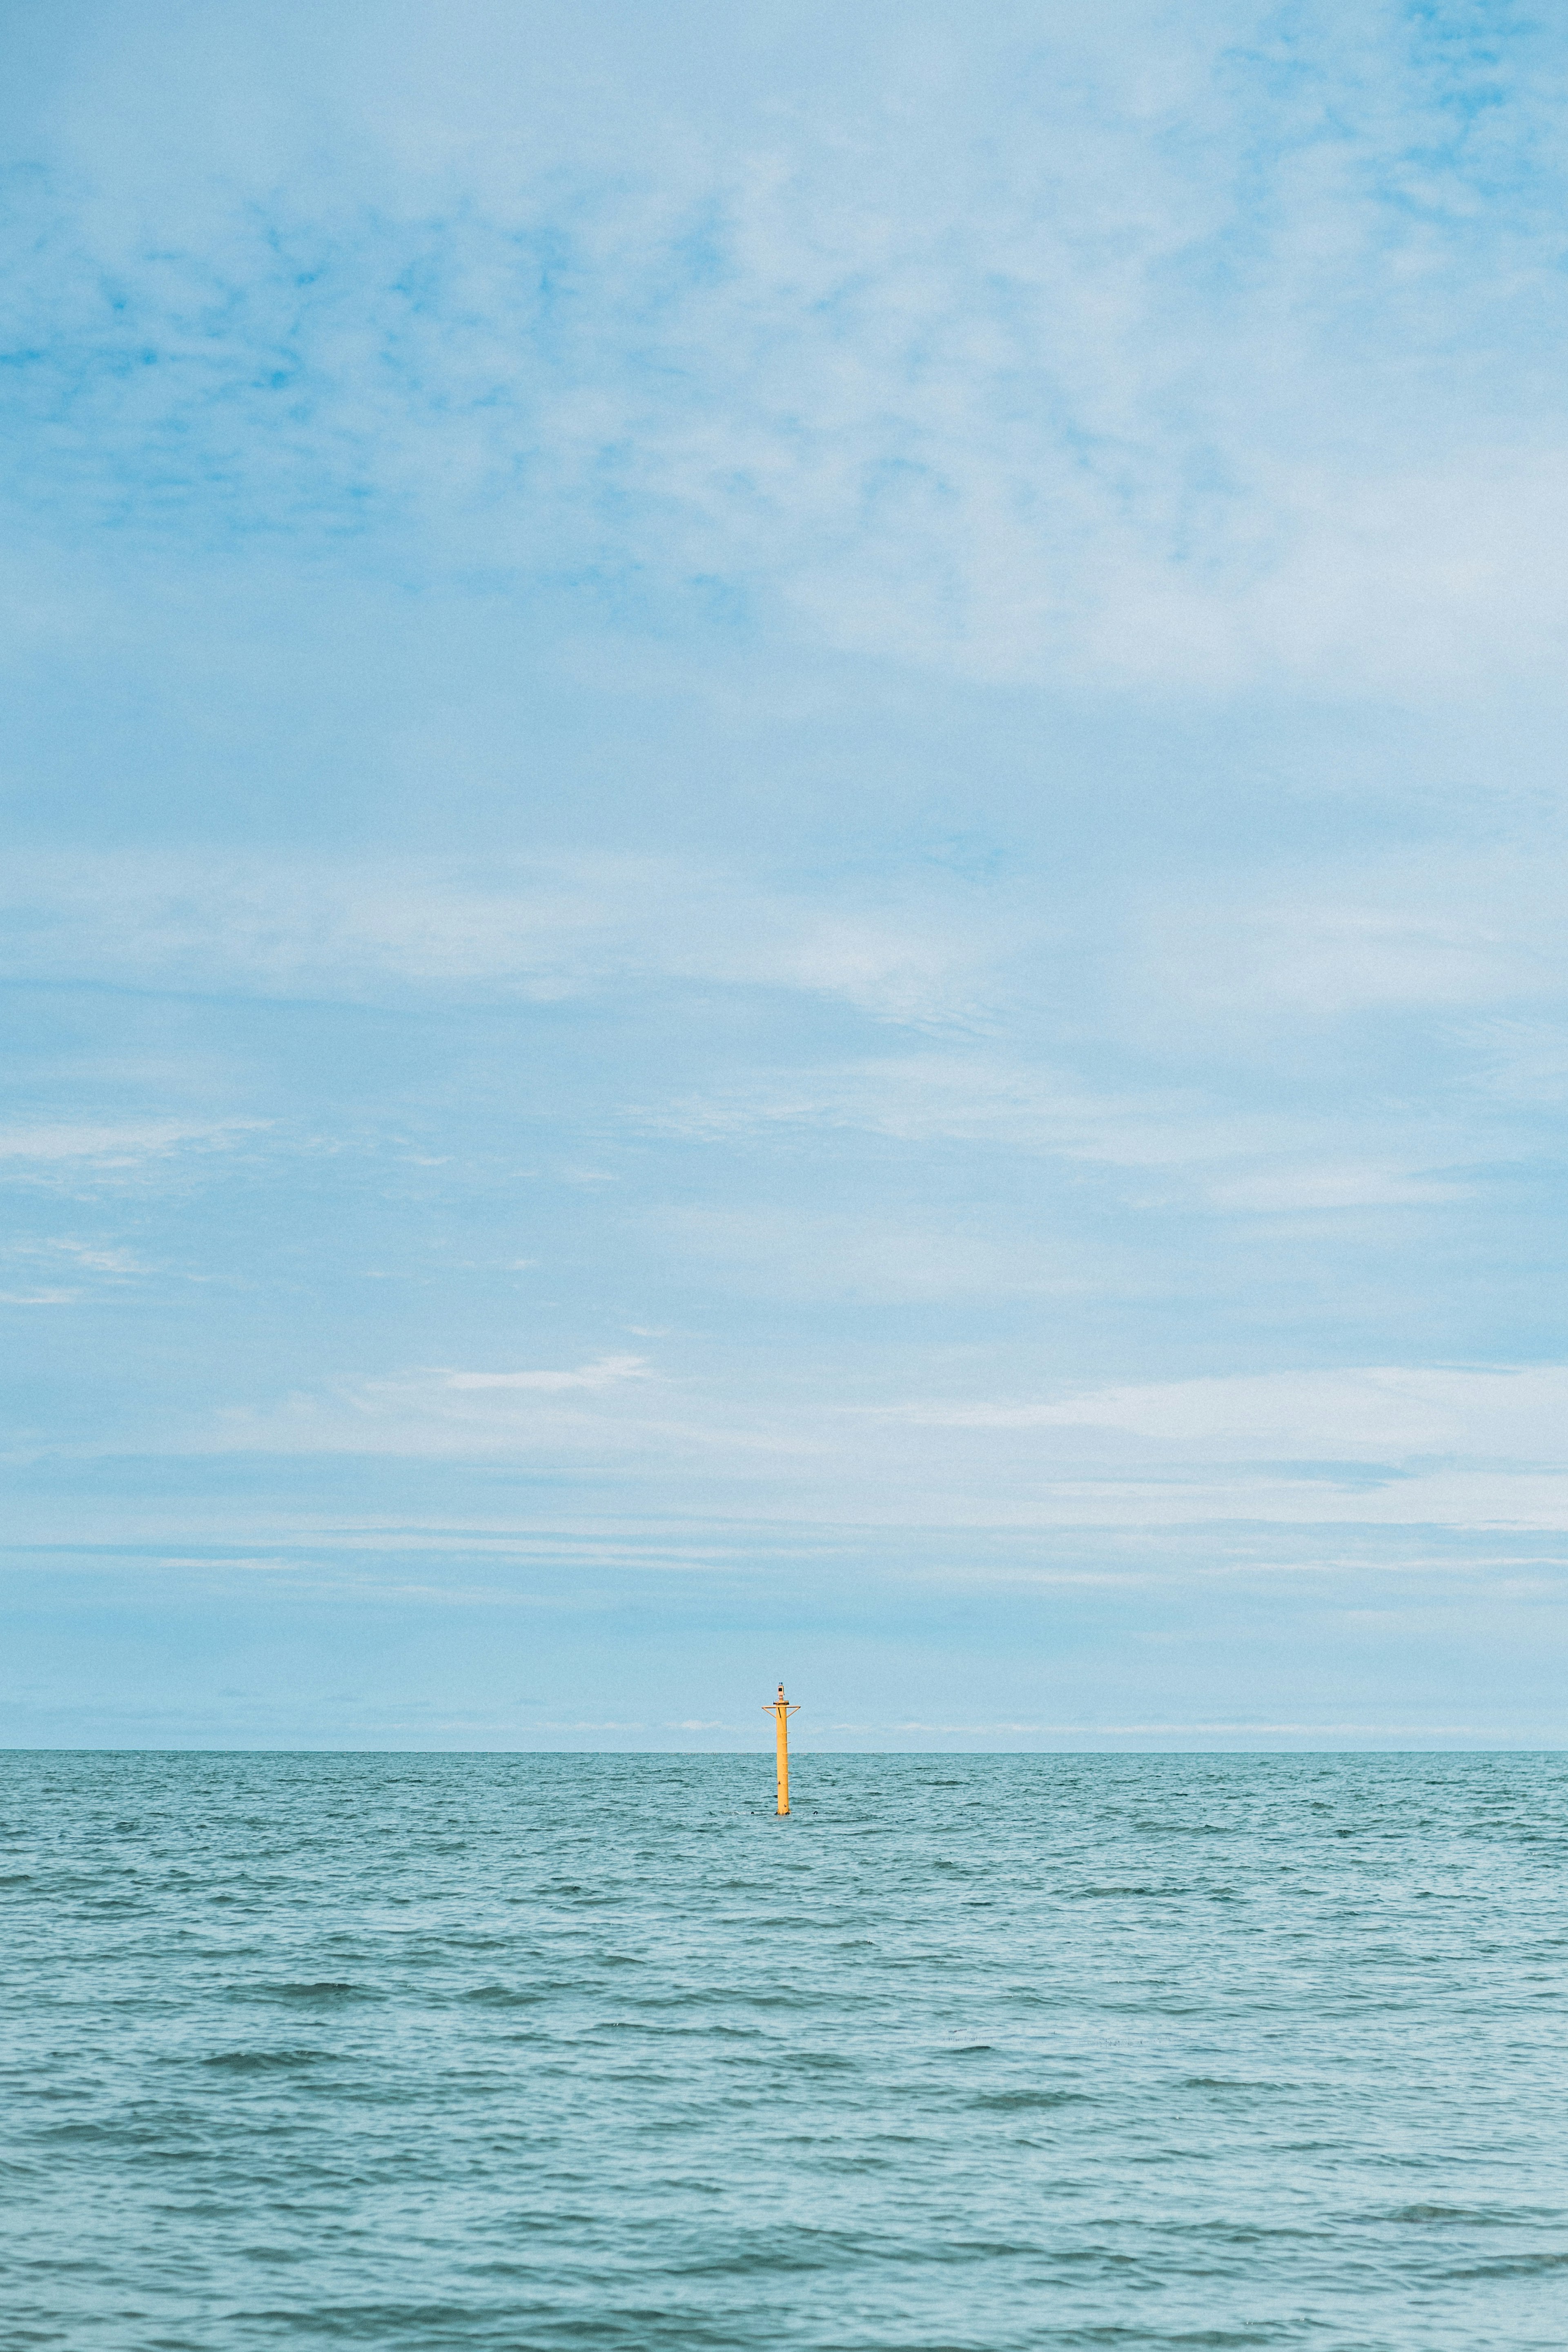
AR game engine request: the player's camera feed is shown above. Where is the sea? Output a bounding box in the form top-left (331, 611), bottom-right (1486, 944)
top-left (4, 1751), bottom-right (1566, 2350)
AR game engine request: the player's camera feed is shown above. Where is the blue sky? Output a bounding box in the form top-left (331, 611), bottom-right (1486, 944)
top-left (4, 0), bottom-right (1568, 1748)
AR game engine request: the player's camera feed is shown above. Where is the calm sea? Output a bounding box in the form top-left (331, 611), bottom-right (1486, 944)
top-left (4, 1751), bottom-right (1566, 2350)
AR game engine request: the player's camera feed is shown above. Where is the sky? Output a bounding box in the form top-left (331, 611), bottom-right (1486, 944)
top-left (4, 0), bottom-right (1568, 1750)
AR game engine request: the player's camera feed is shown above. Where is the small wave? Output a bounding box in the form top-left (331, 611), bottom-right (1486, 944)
top-left (1445, 2253), bottom-right (1568, 2278)
top-left (973, 2089), bottom-right (1090, 2110)
top-left (1386, 2203), bottom-right (1506, 2225)
top-left (201, 2049), bottom-right (332, 2071)
top-left (263, 1981), bottom-right (372, 2001)
top-left (1071, 1882), bottom-right (1182, 1898)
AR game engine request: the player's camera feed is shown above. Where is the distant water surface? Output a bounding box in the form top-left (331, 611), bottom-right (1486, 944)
top-left (4, 1751), bottom-right (1567, 2350)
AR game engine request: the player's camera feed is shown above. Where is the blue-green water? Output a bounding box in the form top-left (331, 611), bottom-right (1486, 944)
top-left (4, 1752), bottom-right (1568, 2350)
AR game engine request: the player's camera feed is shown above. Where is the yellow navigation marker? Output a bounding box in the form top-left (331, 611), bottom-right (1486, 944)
top-left (768, 1683), bottom-right (800, 1816)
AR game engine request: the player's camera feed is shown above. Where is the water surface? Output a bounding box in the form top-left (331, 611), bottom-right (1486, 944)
top-left (4, 1751), bottom-right (1566, 2348)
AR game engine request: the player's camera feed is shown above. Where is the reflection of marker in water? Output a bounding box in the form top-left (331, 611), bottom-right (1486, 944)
top-left (768, 1683), bottom-right (800, 1816)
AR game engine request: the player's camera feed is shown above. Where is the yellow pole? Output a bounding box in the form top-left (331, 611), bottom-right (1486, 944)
top-left (769, 1683), bottom-right (800, 1815)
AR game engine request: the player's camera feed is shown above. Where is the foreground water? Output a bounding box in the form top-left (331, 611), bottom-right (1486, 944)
top-left (4, 1753), bottom-right (1567, 2350)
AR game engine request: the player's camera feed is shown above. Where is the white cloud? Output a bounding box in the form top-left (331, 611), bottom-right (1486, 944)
top-left (654, 1203), bottom-right (1092, 1304)
top-left (440, 1355), bottom-right (647, 1393)
top-left (0, 1239), bottom-right (149, 1304)
top-left (646, 1056), bottom-right (1484, 1213)
top-left (1456, 1018), bottom-right (1568, 1109)
top-left (0, 851), bottom-right (993, 1023)
top-left (0, 1119), bottom-right (261, 1164)
top-left (212, 1353), bottom-right (663, 1458)
top-left (11, 4), bottom-right (1568, 697)
top-left (46, 1241), bottom-right (145, 1272)
top-left (166, 1351), bottom-right (1568, 1544)
top-left (1133, 848), bottom-right (1568, 1026)
top-left (893, 1364), bottom-right (1568, 1463)
top-left (1203, 1165), bottom-right (1468, 1212)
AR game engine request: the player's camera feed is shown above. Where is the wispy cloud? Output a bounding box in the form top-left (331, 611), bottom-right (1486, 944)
top-left (0, 1119), bottom-right (263, 1165)
top-left (209, 1354), bottom-right (662, 1459)
top-left (643, 1056), bottom-right (1490, 1214)
top-left (652, 1204), bottom-right (1092, 1305)
top-left (889, 1364), bottom-right (1568, 1460)
top-left (0, 1237), bottom-right (148, 1306)
top-left (440, 1355), bottom-right (647, 1393)
top-left (1130, 848), bottom-right (1568, 1029)
top-left (0, 851), bottom-right (995, 1023)
top-left (9, 5), bottom-right (1568, 695)
top-left (127, 1352), bottom-right (1568, 1545)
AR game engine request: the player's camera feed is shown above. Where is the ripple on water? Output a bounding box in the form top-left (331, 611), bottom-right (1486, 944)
top-left (201, 2049), bottom-right (336, 2071)
top-left (4, 1751), bottom-right (1568, 2352)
